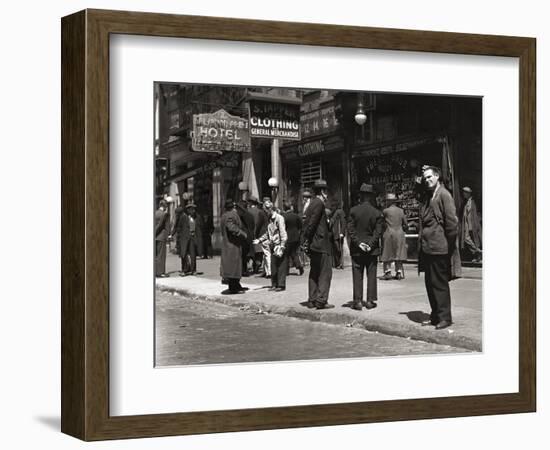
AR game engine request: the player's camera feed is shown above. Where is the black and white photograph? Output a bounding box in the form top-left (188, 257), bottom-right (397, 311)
top-left (154, 83), bottom-right (483, 366)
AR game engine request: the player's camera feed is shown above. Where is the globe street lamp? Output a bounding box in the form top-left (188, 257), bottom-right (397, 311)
top-left (268, 177), bottom-right (279, 204)
top-left (238, 181), bottom-right (248, 201)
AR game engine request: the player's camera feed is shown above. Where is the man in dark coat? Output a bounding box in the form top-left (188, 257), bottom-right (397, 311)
top-left (237, 200), bottom-right (255, 276)
top-left (330, 203), bottom-right (347, 269)
top-left (247, 196), bottom-right (268, 274)
top-left (220, 199), bottom-right (248, 294)
top-left (418, 166), bottom-right (459, 330)
top-left (172, 202), bottom-right (203, 276)
top-left (347, 184), bottom-right (384, 311)
top-left (283, 202), bottom-right (304, 275)
top-left (301, 179), bottom-right (333, 309)
top-left (459, 186), bottom-right (482, 262)
top-left (381, 192), bottom-right (408, 280)
top-left (154, 200), bottom-right (170, 277)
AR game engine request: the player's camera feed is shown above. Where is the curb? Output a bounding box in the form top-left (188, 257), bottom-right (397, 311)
top-left (156, 285), bottom-right (481, 352)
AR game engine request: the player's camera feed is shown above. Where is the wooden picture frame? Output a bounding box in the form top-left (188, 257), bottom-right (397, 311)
top-left (61, 9), bottom-right (536, 441)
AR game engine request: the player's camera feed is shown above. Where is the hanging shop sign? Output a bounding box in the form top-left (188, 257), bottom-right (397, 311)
top-left (300, 103), bottom-right (339, 139)
top-left (280, 135), bottom-right (344, 161)
top-left (248, 100), bottom-right (301, 140)
top-left (192, 109), bottom-right (251, 153)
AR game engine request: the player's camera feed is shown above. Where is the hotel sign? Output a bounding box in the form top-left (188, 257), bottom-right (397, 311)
top-left (192, 109), bottom-right (251, 153)
top-left (248, 100), bottom-right (301, 140)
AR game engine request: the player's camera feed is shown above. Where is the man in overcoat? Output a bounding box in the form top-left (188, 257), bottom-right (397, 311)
top-left (172, 202), bottom-right (203, 276)
top-left (301, 179), bottom-right (333, 309)
top-left (220, 199), bottom-right (248, 294)
top-left (418, 166), bottom-right (459, 330)
top-left (247, 196), bottom-right (267, 274)
top-left (154, 200), bottom-right (170, 277)
top-left (459, 186), bottom-right (482, 263)
top-left (330, 202), bottom-right (347, 269)
top-left (283, 202), bottom-right (304, 275)
top-left (347, 184), bottom-right (384, 311)
top-left (381, 192), bottom-right (408, 280)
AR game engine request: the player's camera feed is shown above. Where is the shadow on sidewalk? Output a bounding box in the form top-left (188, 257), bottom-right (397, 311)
top-left (399, 310), bottom-right (431, 324)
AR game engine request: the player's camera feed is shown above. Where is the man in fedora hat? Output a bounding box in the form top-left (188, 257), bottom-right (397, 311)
top-left (347, 183), bottom-right (384, 311)
top-left (301, 179), bottom-right (334, 309)
top-left (220, 199), bottom-right (248, 294)
top-left (155, 199), bottom-right (170, 278)
top-left (459, 186), bottom-right (482, 263)
top-left (381, 192), bottom-right (408, 280)
top-left (171, 201), bottom-right (203, 276)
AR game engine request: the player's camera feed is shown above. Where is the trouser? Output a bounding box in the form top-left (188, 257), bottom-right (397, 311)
top-left (227, 278), bottom-right (242, 293)
top-left (383, 261), bottom-right (404, 274)
top-left (181, 238), bottom-right (197, 273)
top-left (463, 233), bottom-right (482, 259)
top-left (423, 254), bottom-right (452, 323)
top-left (332, 237), bottom-right (344, 268)
top-left (308, 251), bottom-right (333, 305)
top-left (262, 241), bottom-right (271, 275)
top-left (242, 243), bottom-right (251, 275)
top-left (271, 252), bottom-right (288, 288)
top-left (286, 241), bottom-right (303, 271)
top-left (155, 239), bottom-right (167, 275)
top-left (352, 254), bottom-right (378, 303)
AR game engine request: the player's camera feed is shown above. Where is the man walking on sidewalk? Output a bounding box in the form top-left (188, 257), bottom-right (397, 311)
top-left (301, 179), bottom-right (333, 309)
top-left (347, 183), bottom-right (384, 311)
top-left (418, 166), bottom-right (459, 330)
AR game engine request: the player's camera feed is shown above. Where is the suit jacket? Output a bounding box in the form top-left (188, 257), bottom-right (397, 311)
top-left (283, 211), bottom-right (302, 244)
top-left (330, 208), bottom-right (347, 240)
top-left (174, 212), bottom-right (203, 256)
top-left (155, 209), bottom-right (170, 241)
top-left (419, 185), bottom-right (458, 255)
top-left (302, 197), bottom-right (331, 254)
top-left (347, 201), bottom-right (384, 257)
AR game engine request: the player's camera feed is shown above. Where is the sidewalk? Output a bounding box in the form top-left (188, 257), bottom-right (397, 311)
top-left (157, 253), bottom-right (482, 351)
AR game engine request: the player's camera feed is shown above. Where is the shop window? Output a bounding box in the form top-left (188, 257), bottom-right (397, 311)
top-left (301, 160), bottom-right (322, 185)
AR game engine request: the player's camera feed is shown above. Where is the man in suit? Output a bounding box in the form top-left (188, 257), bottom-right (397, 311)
top-left (347, 183), bottom-right (384, 311)
top-left (418, 166), bottom-right (459, 330)
top-left (172, 202), bottom-right (203, 276)
top-left (247, 196), bottom-right (267, 274)
top-left (283, 202), bottom-right (304, 275)
top-left (237, 200), bottom-right (255, 277)
top-left (154, 200), bottom-right (170, 277)
top-left (459, 186), bottom-right (482, 263)
top-left (330, 202), bottom-right (347, 269)
top-left (301, 179), bottom-right (333, 309)
top-left (220, 199), bottom-right (248, 294)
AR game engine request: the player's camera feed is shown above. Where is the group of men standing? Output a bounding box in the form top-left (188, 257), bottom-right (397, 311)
top-left (157, 164), bottom-right (481, 331)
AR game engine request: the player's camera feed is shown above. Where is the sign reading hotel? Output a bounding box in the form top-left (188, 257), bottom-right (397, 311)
top-left (192, 109), bottom-right (251, 153)
top-left (248, 100), bottom-right (301, 140)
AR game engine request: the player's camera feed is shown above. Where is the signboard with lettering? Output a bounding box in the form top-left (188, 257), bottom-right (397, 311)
top-left (249, 100), bottom-right (301, 140)
top-left (280, 135), bottom-right (344, 161)
top-left (192, 109), bottom-right (250, 153)
top-left (300, 103), bottom-right (339, 139)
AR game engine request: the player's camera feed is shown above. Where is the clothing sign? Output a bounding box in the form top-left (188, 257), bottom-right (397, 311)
top-left (192, 109), bottom-right (251, 153)
top-left (248, 100), bottom-right (301, 140)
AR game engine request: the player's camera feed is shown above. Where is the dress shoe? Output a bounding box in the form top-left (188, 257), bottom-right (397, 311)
top-left (364, 301), bottom-right (377, 309)
top-left (268, 286), bottom-right (276, 291)
top-left (350, 302), bottom-right (362, 311)
top-left (422, 319), bottom-right (438, 326)
top-left (302, 301), bottom-right (316, 309)
top-left (395, 272), bottom-right (403, 280)
top-left (435, 320), bottom-right (452, 330)
top-left (315, 303), bottom-right (335, 310)
top-left (274, 287), bottom-right (286, 292)
top-left (380, 272), bottom-right (393, 281)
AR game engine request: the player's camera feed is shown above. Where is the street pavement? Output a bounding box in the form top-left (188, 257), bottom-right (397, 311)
top-left (157, 251), bottom-right (482, 351)
top-left (156, 291), bottom-right (469, 366)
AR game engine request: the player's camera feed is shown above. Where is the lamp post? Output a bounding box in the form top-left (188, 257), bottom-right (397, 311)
top-left (268, 177), bottom-right (279, 205)
top-left (238, 181), bottom-right (248, 201)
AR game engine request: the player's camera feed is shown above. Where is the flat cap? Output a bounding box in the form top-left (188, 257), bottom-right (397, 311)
top-left (360, 183), bottom-right (374, 193)
top-left (313, 179), bottom-right (328, 189)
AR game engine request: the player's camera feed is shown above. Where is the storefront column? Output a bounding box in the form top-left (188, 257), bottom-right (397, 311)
top-left (211, 167), bottom-right (223, 253)
top-left (271, 138), bottom-right (282, 207)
